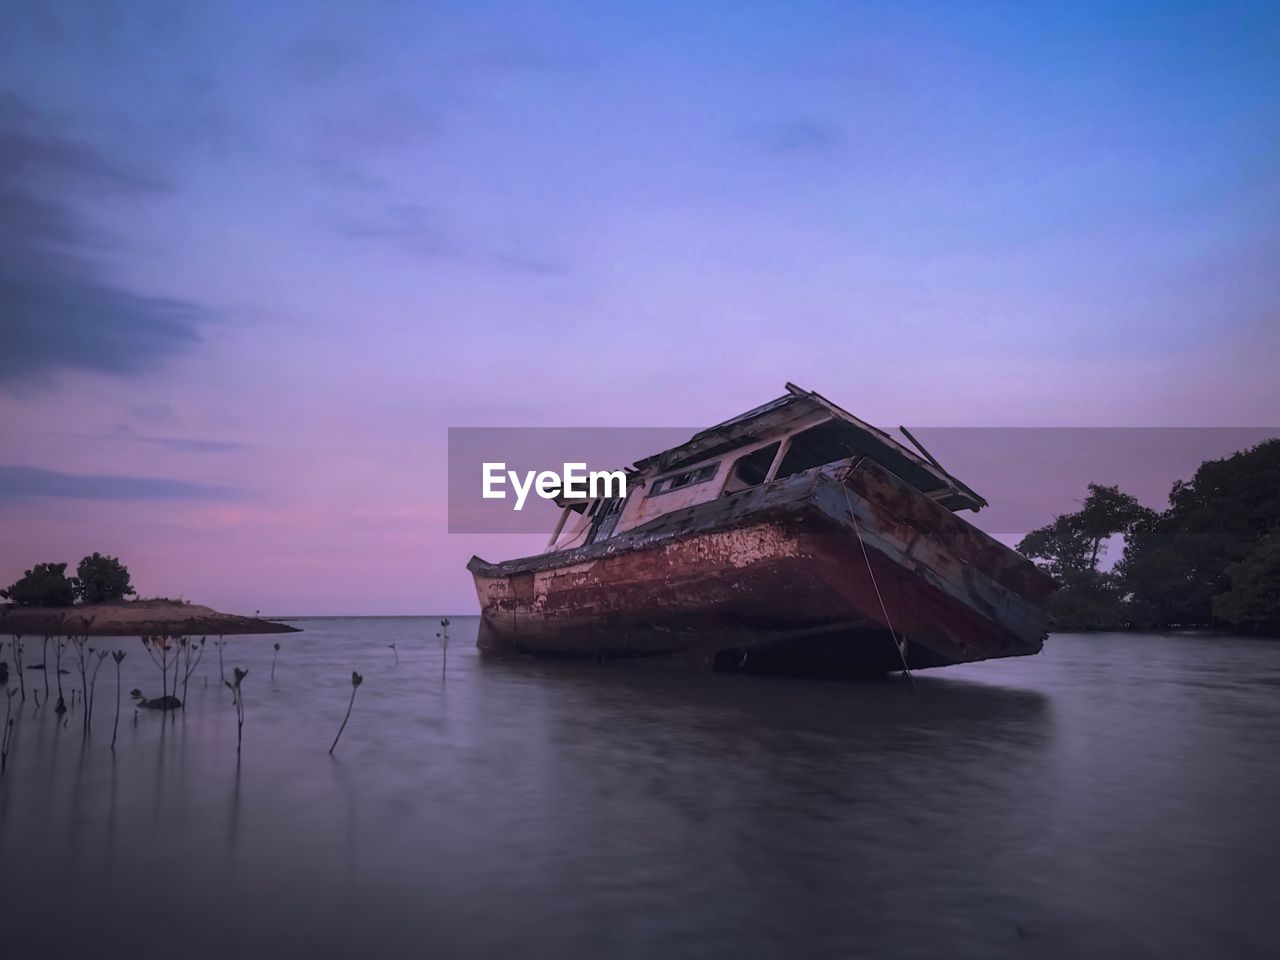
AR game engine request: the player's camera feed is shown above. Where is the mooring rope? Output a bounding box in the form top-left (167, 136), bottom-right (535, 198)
top-left (842, 481), bottom-right (917, 690)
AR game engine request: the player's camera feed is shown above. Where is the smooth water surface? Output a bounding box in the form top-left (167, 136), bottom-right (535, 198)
top-left (2, 620), bottom-right (1278, 959)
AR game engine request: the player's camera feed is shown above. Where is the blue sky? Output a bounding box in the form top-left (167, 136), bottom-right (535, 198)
top-left (1, 1), bottom-right (1277, 612)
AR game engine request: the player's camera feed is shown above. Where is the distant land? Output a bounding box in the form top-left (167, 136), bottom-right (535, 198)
top-left (0, 599), bottom-right (298, 637)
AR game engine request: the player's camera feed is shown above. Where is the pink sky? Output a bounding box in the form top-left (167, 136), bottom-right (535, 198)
top-left (2, 3), bottom-right (1277, 613)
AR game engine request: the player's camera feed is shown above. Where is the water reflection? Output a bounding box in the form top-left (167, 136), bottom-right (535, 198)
top-left (0, 620), bottom-right (1277, 959)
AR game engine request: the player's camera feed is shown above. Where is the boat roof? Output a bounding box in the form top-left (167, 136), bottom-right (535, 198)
top-left (631, 383), bottom-right (987, 512)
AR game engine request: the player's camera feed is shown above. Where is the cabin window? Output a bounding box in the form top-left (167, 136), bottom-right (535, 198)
top-left (774, 420), bottom-right (860, 478)
top-left (585, 497), bottom-right (625, 543)
top-left (722, 442), bottom-right (780, 494)
top-left (646, 462), bottom-right (719, 497)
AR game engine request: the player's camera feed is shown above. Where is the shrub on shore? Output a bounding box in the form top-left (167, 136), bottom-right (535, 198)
top-left (1, 554), bottom-right (136, 608)
top-left (1, 563), bottom-right (76, 607)
top-left (74, 553), bottom-right (135, 604)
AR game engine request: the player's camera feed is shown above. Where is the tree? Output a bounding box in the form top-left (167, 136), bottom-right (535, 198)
top-left (1017, 484), bottom-right (1154, 630)
top-left (1212, 531), bottom-right (1280, 635)
top-left (74, 553), bottom-right (135, 604)
top-left (1016, 513), bottom-right (1092, 582)
top-left (1049, 569), bottom-right (1130, 631)
top-left (1072, 484), bottom-right (1156, 569)
top-left (1121, 439), bottom-right (1280, 627)
top-left (1, 563), bottom-right (76, 607)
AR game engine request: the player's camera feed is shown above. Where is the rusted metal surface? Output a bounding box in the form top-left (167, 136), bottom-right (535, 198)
top-left (628, 384), bottom-right (985, 511)
top-left (469, 457), bottom-right (1057, 676)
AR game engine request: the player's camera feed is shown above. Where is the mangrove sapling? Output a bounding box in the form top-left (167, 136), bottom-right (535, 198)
top-left (10, 636), bottom-right (25, 702)
top-left (54, 637), bottom-right (67, 714)
top-left (216, 635), bottom-right (226, 683)
top-left (71, 635), bottom-right (91, 734)
top-left (86, 650), bottom-right (108, 734)
top-left (328, 671), bottom-right (363, 755)
top-left (179, 636), bottom-right (206, 706)
top-left (70, 619), bottom-right (97, 724)
top-left (1, 688), bottom-right (15, 775)
top-left (225, 667), bottom-right (247, 756)
top-left (110, 651), bottom-right (126, 750)
top-left (388, 642), bottom-right (398, 665)
top-left (139, 635), bottom-right (180, 710)
top-left (437, 618), bottom-right (451, 680)
top-left (272, 641), bottom-right (281, 679)
top-left (40, 634), bottom-right (49, 700)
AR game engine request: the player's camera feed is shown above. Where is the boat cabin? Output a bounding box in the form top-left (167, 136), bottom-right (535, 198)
top-left (543, 383), bottom-right (987, 554)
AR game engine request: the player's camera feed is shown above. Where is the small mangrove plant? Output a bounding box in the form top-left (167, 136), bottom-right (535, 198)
top-left (329, 671), bottom-right (363, 755)
top-left (54, 636), bottom-right (68, 714)
top-left (9, 636), bottom-right (25, 702)
top-left (40, 633), bottom-right (50, 700)
top-left (2, 687), bottom-right (15, 775)
top-left (271, 641), bottom-right (281, 679)
top-left (437, 618), bottom-right (451, 680)
top-left (178, 636), bottom-right (206, 705)
top-left (388, 642), bottom-right (398, 665)
top-left (111, 650), bottom-right (126, 750)
top-left (71, 633), bottom-right (101, 735)
top-left (225, 666), bottom-right (247, 755)
top-left (77, 647), bottom-right (109, 736)
top-left (138, 635), bottom-right (181, 710)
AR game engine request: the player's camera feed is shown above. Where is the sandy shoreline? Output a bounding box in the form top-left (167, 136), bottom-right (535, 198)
top-left (0, 599), bottom-right (299, 636)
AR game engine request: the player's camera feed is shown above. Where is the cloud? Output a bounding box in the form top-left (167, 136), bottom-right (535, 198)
top-left (0, 465), bottom-right (239, 503)
top-left (121, 435), bottom-right (247, 453)
top-left (127, 402), bottom-right (175, 424)
top-left (49, 428), bottom-right (248, 453)
top-left (740, 119), bottom-right (846, 154)
top-left (314, 92), bottom-right (438, 153)
top-left (337, 202), bottom-right (564, 274)
top-left (337, 203), bottom-right (461, 258)
top-left (0, 94), bottom-right (207, 389)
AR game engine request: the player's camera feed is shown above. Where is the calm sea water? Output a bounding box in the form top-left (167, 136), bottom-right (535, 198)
top-left (1, 619), bottom-right (1278, 959)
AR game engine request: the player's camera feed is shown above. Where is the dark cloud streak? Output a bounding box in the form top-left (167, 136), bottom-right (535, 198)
top-left (337, 203), bottom-right (461, 258)
top-left (50, 430), bottom-right (248, 453)
top-left (0, 94), bottom-right (206, 389)
top-left (0, 465), bottom-right (239, 503)
top-left (740, 119), bottom-right (846, 154)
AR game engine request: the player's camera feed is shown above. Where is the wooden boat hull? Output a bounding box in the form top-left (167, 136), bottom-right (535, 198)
top-left (468, 458), bottom-right (1057, 676)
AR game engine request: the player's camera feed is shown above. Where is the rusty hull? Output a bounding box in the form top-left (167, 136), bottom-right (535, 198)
top-left (468, 458), bottom-right (1057, 677)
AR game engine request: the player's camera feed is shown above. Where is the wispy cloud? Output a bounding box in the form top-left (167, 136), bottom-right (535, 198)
top-left (128, 402), bottom-right (175, 424)
top-left (0, 465), bottom-right (239, 503)
top-left (337, 203), bottom-right (460, 258)
top-left (51, 429), bottom-right (248, 453)
top-left (314, 92), bottom-right (438, 153)
top-left (0, 94), bottom-right (207, 389)
top-left (337, 202), bottom-right (564, 274)
top-left (739, 119), bottom-right (846, 154)
top-left (122, 436), bottom-right (247, 453)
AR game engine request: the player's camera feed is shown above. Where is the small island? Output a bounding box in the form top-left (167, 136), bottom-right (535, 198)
top-left (0, 598), bottom-right (297, 637)
top-left (0, 553), bottom-right (298, 637)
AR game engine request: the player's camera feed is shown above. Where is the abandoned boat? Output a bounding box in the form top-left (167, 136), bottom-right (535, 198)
top-left (468, 384), bottom-right (1057, 676)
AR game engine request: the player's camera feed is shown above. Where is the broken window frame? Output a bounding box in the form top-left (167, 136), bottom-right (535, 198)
top-left (645, 461), bottom-right (720, 498)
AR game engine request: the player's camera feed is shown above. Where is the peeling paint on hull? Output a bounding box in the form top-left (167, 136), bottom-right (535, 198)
top-left (468, 458), bottom-right (1057, 676)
